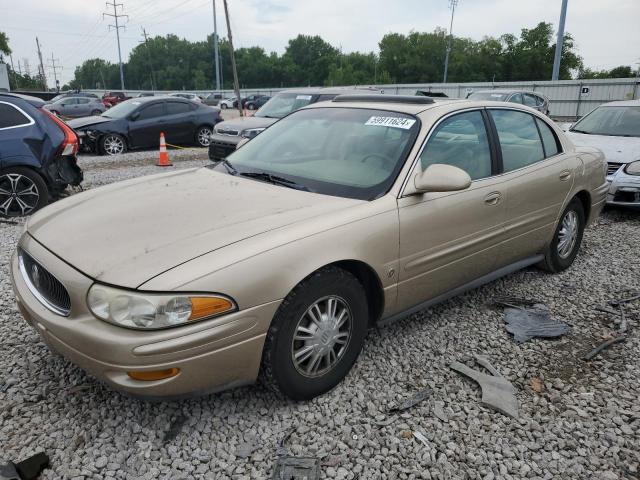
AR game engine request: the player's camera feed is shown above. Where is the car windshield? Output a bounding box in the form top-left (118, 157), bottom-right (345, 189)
top-left (212, 107), bottom-right (420, 200)
top-left (468, 92), bottom-right (510, 101)
top-left (571, 106), bottom-right (640, 137)
top-left (50, 94), bottom-right (65, 102)
top-left (255, 92), bottom-right (315, 118)
top-left (102, 100), bottom-right (143, 118)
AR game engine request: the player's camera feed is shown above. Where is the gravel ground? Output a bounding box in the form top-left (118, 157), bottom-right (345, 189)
top-left (1, 152), bottom-right (639, 479)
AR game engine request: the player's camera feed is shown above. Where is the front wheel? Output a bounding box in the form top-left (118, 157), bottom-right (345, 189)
top-left (0, 167), bottom-right (50, 217)
top-left (220, 103), bottom-right (228, 109)
top-left (196, 126), bottom-right (213, 147)
top-left (261, 266), bottom-right (368, 400)
top-left (100, 134), bottom-right (126, 155)
top-left (539, 198), bottom-right (585, 272)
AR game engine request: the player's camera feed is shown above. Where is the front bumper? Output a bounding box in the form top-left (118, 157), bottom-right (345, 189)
top-left (208, 133), bottom-right (241, 161)
top-left (76, 130), bottom-right (98, 153)
top-left (606, 167), bottom-right (640, 208)
top-left (10, 233), bottom-right (280, 399)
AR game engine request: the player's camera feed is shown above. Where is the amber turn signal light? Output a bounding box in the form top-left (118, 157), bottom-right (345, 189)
top-left (189, 297), bottom-right (234, 321)
top-left (127, 368), bottom-right (180, 381)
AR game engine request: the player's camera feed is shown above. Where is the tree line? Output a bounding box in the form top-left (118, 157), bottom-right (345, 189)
top-left (1, 23), bottom-right (636, 92)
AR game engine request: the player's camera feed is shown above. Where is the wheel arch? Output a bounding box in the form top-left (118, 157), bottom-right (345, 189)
top-left (574, 189), bottom-right (591, 221)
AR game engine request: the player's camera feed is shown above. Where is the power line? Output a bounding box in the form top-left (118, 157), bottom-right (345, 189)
top-left (443, 0), bottom-right (459, 83)
top-left (104, 1), bottom-right (129, 90)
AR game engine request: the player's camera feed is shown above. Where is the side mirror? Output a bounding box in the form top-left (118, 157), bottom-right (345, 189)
top-left (130, 112), bottom-right (140, 121)
top-left (412, 164), bottom-right (471, 194)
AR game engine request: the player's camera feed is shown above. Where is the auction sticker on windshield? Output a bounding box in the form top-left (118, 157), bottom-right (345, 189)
top-left (365, 116), bottom-right (416, 129)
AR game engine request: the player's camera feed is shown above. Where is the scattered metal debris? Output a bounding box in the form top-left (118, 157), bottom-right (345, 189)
top-left (450, 355), bottom-right (519, 419)
top-left (492, 296), bottom-right (543, 309)
top-left (583, 337), bottom-right (626, 361)
top-left (0, 452), bottom-right (49, 480)
top-left (320, 455), bottom-right (345, 468)
top-left (272, 456), bottom-right (320, 480)
top-left (388, 388), bottom-right (432, 413)
top-left (608, 291), bottom-right (640, 307)
top-left (433, 401), bottom-right (448, 422)
top-left (412, 431), bottom-right (430, 448)
top-left (502, 303), bottom-right (570, 343)
top-left (163, 414), bottom-right (188, 444)
top-left (275, 428), bottom-right (294, 457)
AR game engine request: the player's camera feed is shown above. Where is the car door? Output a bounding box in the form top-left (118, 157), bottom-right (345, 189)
top-left (487, 108), bottom-right (577, 267)
top-left (127, 102), bottom-right (166, 149)
top-left (396, 109), bottom-right (507, 311)
top-left (164, 101), bottom-right (194, 145)
top-left (522, 93), bottom-right (540, 112)
top-left (60, 98), bottom-right (78, 116)
top-left (75, 98), bottom-right (91, 117)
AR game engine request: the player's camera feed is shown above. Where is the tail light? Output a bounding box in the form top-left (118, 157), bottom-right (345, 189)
top-left (42, 108), bottom-right (79, 156)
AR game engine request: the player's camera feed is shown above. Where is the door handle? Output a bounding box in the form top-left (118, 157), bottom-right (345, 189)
top-left (559, 170), bottom-right (571, 181)
top-left (484, 192), bottom-right (502, 206)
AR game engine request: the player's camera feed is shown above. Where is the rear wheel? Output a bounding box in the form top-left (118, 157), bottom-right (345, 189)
top-left (539, 198), bottom-right (585, 272)
top-left (196, 126), bottom-right (213, 147)
top-left (220, 103), bottom-right (228, 109)
top-left (248, 103), bottom-right (256, 110)
top-left (0, 167), bottom-right (49, 217)
top-left (261, 266), bottom-right (368, 400)
top-left (100, 134), bottom-right (126, 155)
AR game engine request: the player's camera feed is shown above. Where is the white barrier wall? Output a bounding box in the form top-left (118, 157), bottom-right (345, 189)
top-left (86, 77), bottom-right (640, 120)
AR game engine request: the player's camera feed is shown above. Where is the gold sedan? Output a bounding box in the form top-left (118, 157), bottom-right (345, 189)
top-left (11, 95), bottom-right (608, 400)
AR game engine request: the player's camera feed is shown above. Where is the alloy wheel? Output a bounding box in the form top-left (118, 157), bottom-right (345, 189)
top-left (197, 127), bottom-right (213, 146)
top-left (0, 173), bottom-right (40, 217)
top-left (557, 210), bottom-right (578, 259)
top-left (291, 295), bottom-right (352, 378)
top-left (103, 135), bottom-right (125, 155)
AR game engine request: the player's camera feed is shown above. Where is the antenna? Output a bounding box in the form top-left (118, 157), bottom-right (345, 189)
top-left (104, 1), bottom-right (129, 90)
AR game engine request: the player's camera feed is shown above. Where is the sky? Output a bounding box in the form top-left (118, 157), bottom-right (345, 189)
top-left (1, 0), bottom-right (638, 87)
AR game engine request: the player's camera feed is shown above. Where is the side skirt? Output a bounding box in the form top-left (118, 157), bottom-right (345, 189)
top-left (377, 254), bottom-right (544, 327)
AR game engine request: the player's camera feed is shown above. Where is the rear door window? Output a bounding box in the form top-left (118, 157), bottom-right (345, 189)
top-left (509, 93), bottom-right (523, 104)
top-left (522, 94), bottom-right (538, 108)
top-left (166, 102), bottom-right (191, 115)
top-left (536, 118), bottom-right (561, 157)
top-left (490, 109), bottom-right (545, 172)
top-left (0, 103), bottom-right (33, 129)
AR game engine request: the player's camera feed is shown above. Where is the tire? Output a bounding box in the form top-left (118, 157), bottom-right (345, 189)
top-left (91, 109), bottom-right (102, 116)
top-left (220, 103), bottom-right (228, 109)
top-left (538, 198), bottom-right (585, 273)
top-left (261, 266), bottom-right (368, 400)
top-left (248, 103), bottom-right (256, 110)
top-left (196, 126), bottom-right (213, 147)
top-left (99, 134), bottom-right (127, 156)
top-left (0, 167), bottom-right (50, 217)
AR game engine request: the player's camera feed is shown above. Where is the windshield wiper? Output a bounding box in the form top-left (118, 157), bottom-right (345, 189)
top-left (214, 158), bottom-right (238, 175)
top-left (569, 128), bottom-right (590, 134)
top-left (239, 171), bottom-right (309, 191)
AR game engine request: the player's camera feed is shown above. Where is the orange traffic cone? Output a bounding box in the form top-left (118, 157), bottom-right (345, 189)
top-left (157, 132), bottom-right (172, 167)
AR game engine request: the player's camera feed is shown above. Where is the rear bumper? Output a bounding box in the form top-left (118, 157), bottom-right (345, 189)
top-left (208, 134), bottom-right (241, 161)
top-left (10, 234), bottom-right (280, 399)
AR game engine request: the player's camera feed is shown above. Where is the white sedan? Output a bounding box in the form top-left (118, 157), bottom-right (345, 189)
top-left (565, 100), bottom-right (640, 207)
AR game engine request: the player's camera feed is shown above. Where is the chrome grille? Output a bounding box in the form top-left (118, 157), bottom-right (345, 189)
top-left (216, 128), bottom-right (239, 136)
top-left (607, 162), bottom-right (623, 176)
top-left (18, 249), bottom-right (71, 316)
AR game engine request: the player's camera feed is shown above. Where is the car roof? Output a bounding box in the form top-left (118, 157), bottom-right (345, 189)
top-left (598, 99), bottom-right (640, 107)
top-left (278, 86), bottom-right (383, 96)
top-left (303, 97), bottom-right (547, 116)
top-left (472, 89), bottom-right (543, 95)
top-left (0, 92), bottom-right (45, 108)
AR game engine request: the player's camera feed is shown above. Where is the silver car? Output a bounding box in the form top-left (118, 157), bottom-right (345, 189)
top-left (44, 97), bottom-right (106, 118)
top-left (467, 90), bottom-right (550, 115)
top-left (565, 100), bottom-right (640, 207)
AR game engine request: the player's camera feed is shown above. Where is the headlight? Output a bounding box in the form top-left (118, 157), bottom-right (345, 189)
top-left (624, 160), bottom-right (640, 176)
top-left (87, 284), bottom-right (236, 330)
top-left (241, 128), bottom-right (265, 139)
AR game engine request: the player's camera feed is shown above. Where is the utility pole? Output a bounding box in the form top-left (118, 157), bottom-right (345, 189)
top-left (104, 1), bottom-right (128, 90)
top-left (211, 0), bottom-right (221, 91)
top-left (35, 37), bottom-right (48, 90)
top-left (9, 54), bottom-right (18, 89)
top-left (551, 0), bottom-right (569, 81)
top-left (443, 0), bottom-right (458, 83)
top-left (141, 27), bottom-right (157, 91)
top-left (222, 0), bottom-right (243, 116)
top-left (48, 53), bottom-right (61, 92)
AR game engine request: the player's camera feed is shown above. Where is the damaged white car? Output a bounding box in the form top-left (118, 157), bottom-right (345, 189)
top-left (565, 100), bottom-right (640, 208)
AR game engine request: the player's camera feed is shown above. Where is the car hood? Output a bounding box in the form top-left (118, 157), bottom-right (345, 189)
top-left (215, 116), bottom-right (278, 133)
top-left (68, 116), bottom-right (113, 129)
top-left (565, 131), bottom-right (640, 164)
top-left (27, 168), bottom-right (361, 289)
